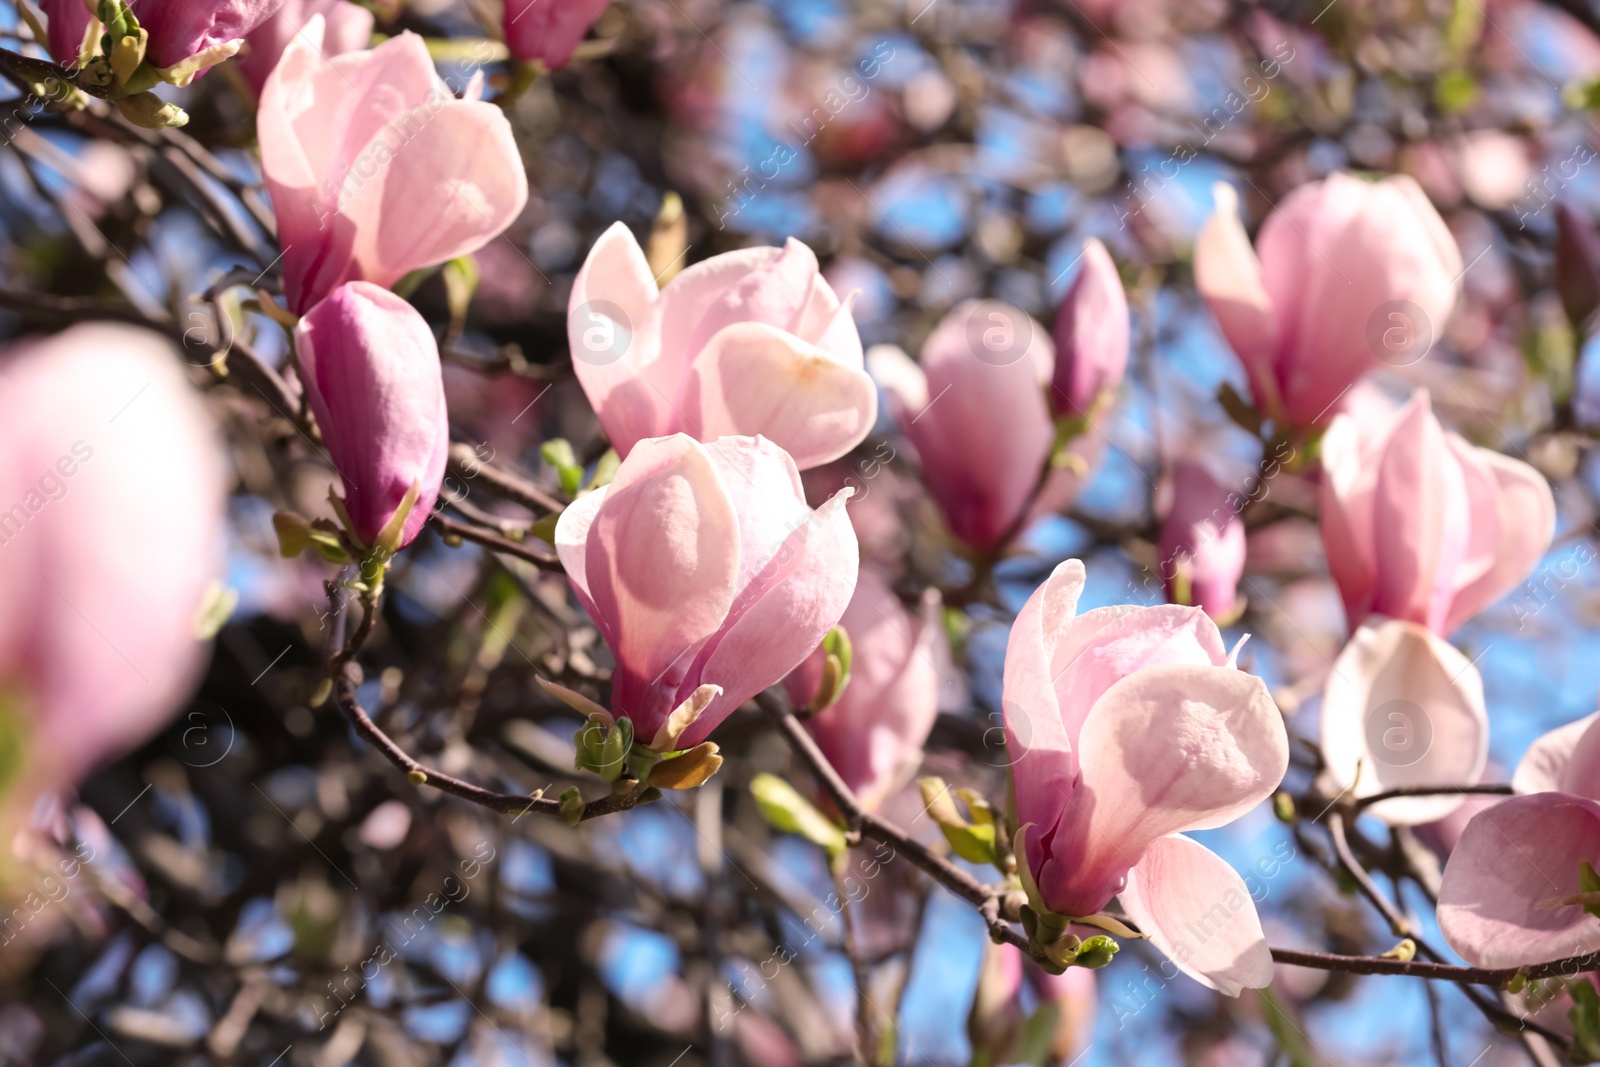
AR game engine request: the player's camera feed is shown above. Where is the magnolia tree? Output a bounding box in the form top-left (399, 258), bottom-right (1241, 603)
top-left (3, 0), bottom-right (1600, 1065)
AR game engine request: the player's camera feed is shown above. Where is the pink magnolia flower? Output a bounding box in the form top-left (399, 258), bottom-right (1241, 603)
top-left (0, 324), bottom-right (226, 827)
top-left (295, 281), bottom-right (449, 550)
top-left (44, 0), bottom-right (277, 71)
top-left (870, 301), bottom-right (1055, 552)
top-left (236, 0), bottom-right (373, 95)
top-left (555, 434), bottom-right (859, 750)
top-left (1513, 712), bottom-right (1600, 800)
top-left (1320, 390), bottom-right (1554, 636)
top-left (1003, 559), bottom-right (1289, 994)
top-left (1319, 619), bottom-right (1488, 825)
top-left (968, 942), bottom-right (1025, 1063)
top-left (567, 224), bottom-right (876, 470)
top-left (1438, 793), bottom-right (1600, 968)
top-left (41, 0), bottom-right (96, 67)
top-left (1195, 175), bottom-right (1462, 425)
top-left (1030, 965), bottom-right (1096, 1064)
top-left (260, 19), bottom-right (528, 314)
top-left (783, 566), bottom-right (946, 812)
top-left (1051, 237), bottom-right (1129, 419)
top-left (1157, 461), bottom-right (1246, 620)
top-left (503, 0), bottom-right (609, 68)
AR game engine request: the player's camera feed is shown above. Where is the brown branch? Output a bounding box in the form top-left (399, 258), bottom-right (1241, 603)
top-left (447, 443), bottom-right (567, 514)
top-left (1354, 783), bottom-right (1515, 811)
top-left (430, 511), bottom-right (564, 570)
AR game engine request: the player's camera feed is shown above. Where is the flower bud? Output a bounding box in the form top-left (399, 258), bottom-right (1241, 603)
top-left (294, 281), bottom-right (449, 553)
top-left (1050, 238), bottom-right (1128, 419)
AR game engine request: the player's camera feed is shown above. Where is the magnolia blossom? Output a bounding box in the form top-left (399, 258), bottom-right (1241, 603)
top-left (1319, 619), bottom-right (1488, 825)
top-left (567, 225), bottom-right (876, 469)
top-left (237, 0), bottom-right (373, 94)
top-left (1004, 560), bottom-right (1289, 994)
top-left (294, 282), bottom-right (448, 550)
top-left (260, 19), bottom-right (528, 314)
top-left (1031, 965), bottom-right (1097, 1064)
top-left (870, 301), bottom-right (1055, 552)
top-left (44, 0), bottom-right (276, 71)
top-left (503, 0), bottom-right (609, 68)
top-left (1157, 461), bottom-right (1246, 620)
top-left (1321, 391), bottom-right (1554, 636)
top-left (0, 325), bottom-right (226, 832)
top-left (783, 566), bottom-right (945, 812)
top-left (1051, 237), bottom-right (1129, 419)
top-left (555, 434), bottom-right (858, 749)
top-left (1436, 713), bottom-right (1600, 967)
top-left (1195, 175), bottom-right (1462, 425)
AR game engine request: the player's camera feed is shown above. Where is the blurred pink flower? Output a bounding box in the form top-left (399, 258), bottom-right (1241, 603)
top-left (1319, 618), bottom-right (1488, 825)
top-left (567, 225), bottom-right (876, 469)
top-left (1050, 237), bottom-right (1129, 419)
top-left (1029, 963), bottom-right (1096, 1063)
top-left (236, 0), bottom-right (372, 95)
top-left (1157, 461), bottom-right (1246, 620)
top-left (783, 566), bottom-right (945, 812)
top-left (1195, 175), bottom-right (1462, 425)
top-left (967, 941), bottom-right (1025, 1064)
top-left (259, 19), bottom-right (528, 313)
top-left (1320, 390), bottom-right (1554, 636)
top-left (1439, 793), bottom-right (1600, 968)
top-left (295, 281), bottom-right (449, 551)
top-left (0, 324), bottom-right (226, 825)
top-left (503, 0), bottom-right (609, 68)
top-left (1003, 560), bottom-right (1287, 994)
top-left (870, 301), bottom-right (1054, 553)
top-left (555, 434), bottom-right (858, 749)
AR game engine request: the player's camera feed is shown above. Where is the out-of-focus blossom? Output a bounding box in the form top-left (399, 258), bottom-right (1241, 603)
top-left (1157, 461), bottom-right (1246, 620)
top-left (0, 325), bottom-right (226, 838)
top-left (1454, 131), bottom-right (1530, 211)
top-left (567, 225), bottom-right (876, 470)
top-left (783, 566), bottom-right (945, 812)
top-left (503, 0), bottom-right (609, 68)
top-left (1003, 560), bottom-right (1288, 994)
top-left (1320, 391), bottom-right (1554, 636)
top-left (1050, 237), bottom-right (1128, 419)
top-left (1439, 792), bottom-right (1600, 967)
top-left (1319, 619), bottom-right (1488, 825)
top-left (870, 301), bottom-right (1054, 553)
top-left (295, 282), bottom-right (448, 551)
top-left (236, 0), bottom-right (372, 95)
top-left (1415, 787), bottom-right (1504, 861)
top-left (555, 434), bottom-right (858, 750)
top-left (1556, 203), bottom-right (1600, 331)
top-left (41, 0), bottom-right (96, 67)
top-left (260, 19), bottom-right (528, 314)
top-left (1512, 712), bottom-right (1600, 799)
top-left (1195, 175), bottom-right (1462, 426)
top-left (1030, 965), bottom-right (1096, 1063)
top-left (967, 942), bottom-right (1025, 1064)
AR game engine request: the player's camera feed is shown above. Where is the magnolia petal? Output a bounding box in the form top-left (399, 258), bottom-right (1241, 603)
top-left (568, 223), bottom-right (673, 455)
top-left (1320, 618), bottom-right (1489, 825)
top-left (553, 487), bottom-right (606, 620)
top-left (1319, 413), bottom-right (1379, 630)
top-left (683, 237), bottom-right (821, 361)
top-left (583, 435), bottom-right (740, 711)
top-left (1368, 393), bottom-right (1456, 629)
top-left (1442, 447), bottom-right (1556, 634)
top-left (1513, 713), bottom-right (1600, 802)
top-left (683, 322), bottom-right (878, 470)
top-left (1438, 793), bottom-right (1600, 969)
top-left (866, 343), bottom-right (929, 414)
top-left (1194, 183), bottom-right (1280, 414)
top-left (1119, 834), bottom-right (1275, 996)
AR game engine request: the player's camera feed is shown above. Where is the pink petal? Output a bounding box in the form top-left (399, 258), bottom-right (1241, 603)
top-left (1319, 619), bottom-right (1488, 825)
top-left (295, 281), bottom-right (449, 548)
top-left (1367, 393), bottom-right (1459, 630)
top-left (237, 0), bottom-right (373, 95)
top-left (677, 437), bottom-right (858, 748)
top-left (502, 0), bottom-right (610, 68)
top-left (1194, 183), bottom-right (1279, 416)
top-left (684, 238), bottom-right (823, 362)
top-left (1158, 462), bottom-right (1247, 620)
top-left (41, 0), bottom-right (96, 66)
top-left (682, 322), bottom-right (878, 470)
top-left (1438, 793), bottom-right (1600, 969)
top-left (1319, 413), bottom-right (1380, 630)
top-left (568, 223), bottom-right (674, 455)
top-left (1003, 560), bottom-right (1089, 895)
top-left (655, 246), bottom-right (784, 385)
top-left (1442, 446), bottom-right (1555, 634)
top-left (1042, 660), bottom-right (1287, 916)
top-left (583, 435), bottom-right (741, 737)
top-left (1513, 713), bottom-right (1600, 802)
top-left (1119, 834), bottom-right (1275, 995)
top-left (130, 0), bottom-right (277, 69)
